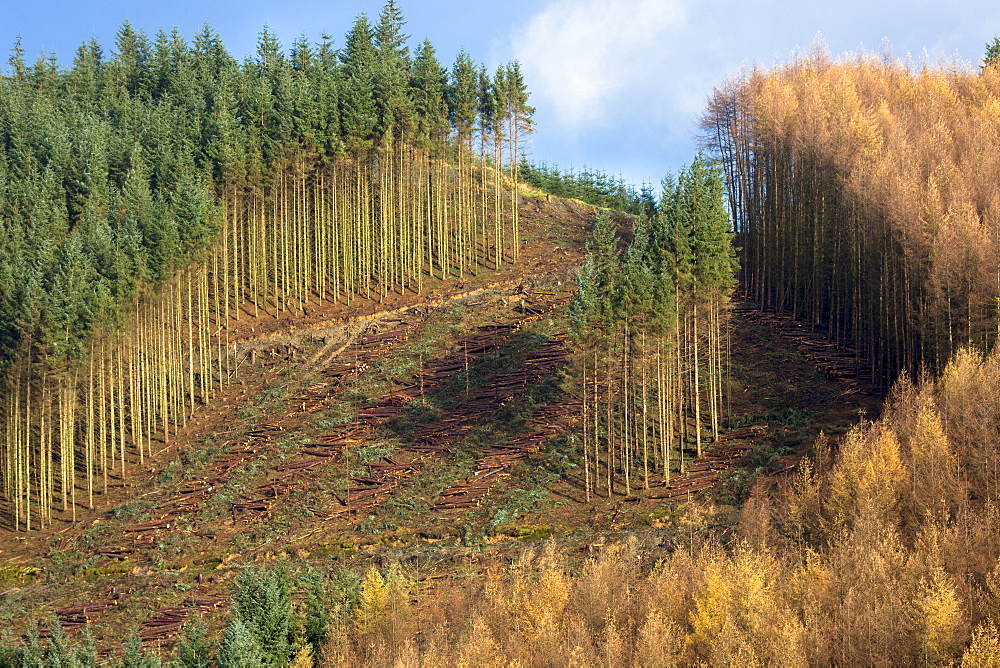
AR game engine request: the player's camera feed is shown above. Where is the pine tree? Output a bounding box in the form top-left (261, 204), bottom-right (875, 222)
top-left (339, 14), bottom-right (378, 143)
top-left (985, 36), bottom-right (1000, 70)
top-left (175, 617), bottom-right (213, 668)
top-left (7, 36), bottom-right (27, 84)
top-left (569, 212), bottom-right (620, 336)
top-left (409, 39), bottom-right (448, 143)
top-left (68, 38), bottom-right (105, 104)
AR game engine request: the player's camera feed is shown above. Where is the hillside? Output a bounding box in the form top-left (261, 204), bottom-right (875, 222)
top-left (0, 191), bottom-right (883, 662)
top-left (0, 2), bottom-right (537, 537)
top-left (6, 12), bottom-right (1000, 666)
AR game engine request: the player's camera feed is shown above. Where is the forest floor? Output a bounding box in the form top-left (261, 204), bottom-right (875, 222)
top-left (0, 192), bottom-right (883, 659)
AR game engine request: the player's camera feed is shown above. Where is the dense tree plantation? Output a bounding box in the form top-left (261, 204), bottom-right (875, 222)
top-left (568, 157), bottom-right (737, 500)
top-left (0, 1), bottom-right (536, 530)
top-left (519, 160), bottom-right (657, 216)
top-left (702, 47), bottom-right (1000, 388)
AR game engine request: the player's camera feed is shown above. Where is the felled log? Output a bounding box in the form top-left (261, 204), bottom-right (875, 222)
top-left (125, 519), bottom-right (171, 532)
top-left (274, 458), bottom-right (325, 472)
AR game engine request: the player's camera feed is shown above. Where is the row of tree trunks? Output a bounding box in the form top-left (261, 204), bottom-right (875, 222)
top-left (0, 145), bottom-right (519, 530)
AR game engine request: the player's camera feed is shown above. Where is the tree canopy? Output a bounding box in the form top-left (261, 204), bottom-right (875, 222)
top-left (0, 2), bottom-right (534, 374)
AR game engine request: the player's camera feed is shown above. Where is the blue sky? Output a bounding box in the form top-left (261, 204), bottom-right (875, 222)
top-left (6, 1), bottom-right (1000, 189)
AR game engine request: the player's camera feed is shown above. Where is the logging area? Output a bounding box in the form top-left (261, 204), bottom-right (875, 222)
top-left (0, 191), bottom-right (881, 661)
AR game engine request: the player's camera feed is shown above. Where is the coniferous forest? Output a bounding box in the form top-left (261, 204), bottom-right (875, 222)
top-left (0, 3), bottom-right (533, 529)
top-left (703, 49), bottom-right (1000, 387)
top-left (518, 161), bottom-right (657, 216)
top-left (568, 158), bottom-right (736, 501)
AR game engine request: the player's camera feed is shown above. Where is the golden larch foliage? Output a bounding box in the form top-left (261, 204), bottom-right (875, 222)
top-left (962, 621), bottom-right (1000, 667)
top-left (704, 49), bottom-right (1000, 385)
top-left (918, 567), bottom-right (966, 662)
top-left (355, 566), bottom-right (389, 630)
top-left (906, 402), bottom-right (959, 519)
top-left (688, 543), bottom-right (806, 665)
top-left (827, 425), bottom-right (906, 533)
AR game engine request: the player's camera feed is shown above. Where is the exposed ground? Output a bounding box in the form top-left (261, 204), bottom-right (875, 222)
top-left (0, 192), bottom-right (882, 659)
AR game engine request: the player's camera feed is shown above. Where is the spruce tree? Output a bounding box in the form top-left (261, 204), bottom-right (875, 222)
top-left (302, 573), bottom-right (330, 661)
top-left (447, 51), bottom-right (478, 149)
top-left (175, 617), bottom-right (213, 668)
top-left (409, 39), bottom-right (448, 143)
top-left (112, 20), bottom-right (151, 98)
top-left (216, 617), bottom-right (265, 668)
top-left (373, 1), bottom-right (413, 141)
top-left (339, 14), bottom-right (378, 142)
top-left (225, 566), bottom-right (294, 664)
top-left (985, 36), bottom-right (1000, 69)
top-left (122, 633), bottom-right (159, 667)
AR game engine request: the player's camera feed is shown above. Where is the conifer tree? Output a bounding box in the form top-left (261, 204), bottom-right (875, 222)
top-left (227, 567), bottom-right (294, 664)
top-left (448, 51), bottom-right (479, 148)
top-left (985, 36), bottom-right (1000, 70)
top-left (176, 617), bottom-right (213, 668)
top-left (339, 14), bottom-right (378, 143)
top-left (409, 39), bottom-right (448, 143)
top-left (112, 20), bottom-right (151, 98)
top-left (373, 0), bottom-right (413, 141)
top-left (216, 617), bottom-right (265, 668)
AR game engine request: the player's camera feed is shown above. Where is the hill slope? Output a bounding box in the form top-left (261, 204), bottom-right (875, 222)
top-left (0, 194), bottom-right (881, 661)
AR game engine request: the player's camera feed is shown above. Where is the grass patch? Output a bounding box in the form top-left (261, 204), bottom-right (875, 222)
top-left (486, 485), bottom-right (551, 533)
top-left (0, 565), bottom-right (38, 583)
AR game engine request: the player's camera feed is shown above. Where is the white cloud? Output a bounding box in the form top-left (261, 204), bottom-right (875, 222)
top-left (510, 0), bottom-right (1000, 183)
top-left (512, 0), bottom-right (687, 132)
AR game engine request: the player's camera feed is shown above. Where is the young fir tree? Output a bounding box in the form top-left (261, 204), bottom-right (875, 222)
top-left (569, 211), bottom-right (620, 337)
top-left (216, 617), bottom-right (265, 668)
top-left (224, 566), bottom-right (295, 664)
top-left (373, 0), bottom-right (413, 141)
top-left (338, 14), bottom-right (378, 143)
top-left (301, 572), bottom-right (330, 661)
top-left (122, 633), bottom-right (159, 667)
top-left (175, 616), bottom-right (213, 668)
top-left (409, 39), bottom-right (448, 144)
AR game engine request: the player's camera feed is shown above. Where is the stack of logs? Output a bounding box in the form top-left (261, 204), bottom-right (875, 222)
top-left (643, 425), bottom-right (768, 500)
top-left (734, 304), bottom-right (877, 393)
top-left (36, 588), bottom-right (128, 638)
top-left (137, 592), bottom-right (229, 647)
